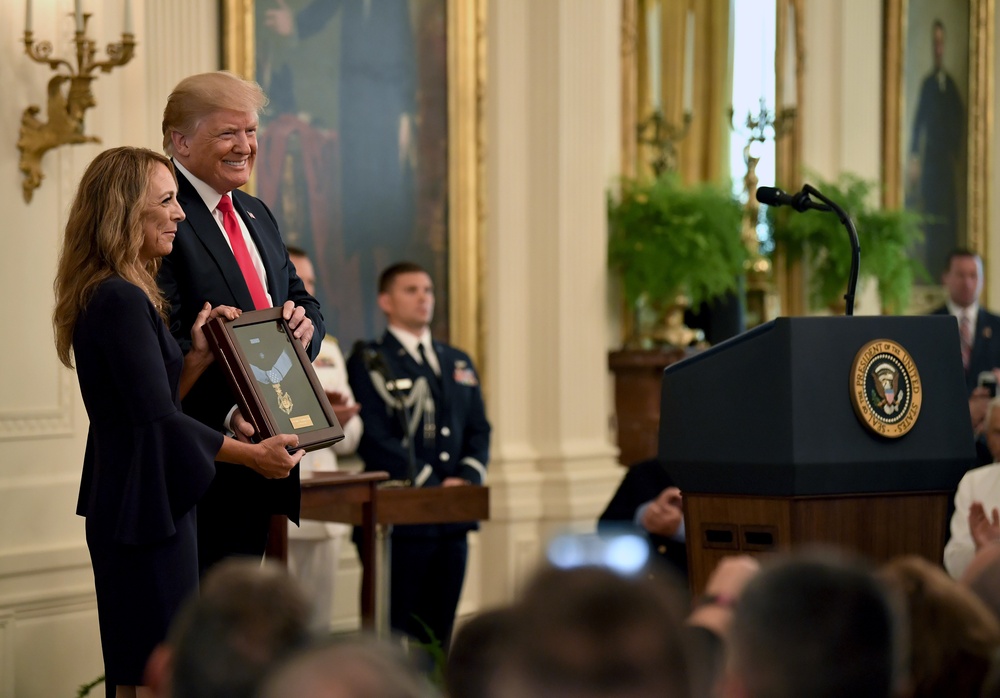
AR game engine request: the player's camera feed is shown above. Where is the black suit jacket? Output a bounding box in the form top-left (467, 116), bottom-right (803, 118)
top-left (157, 169), bottom-right (325, 522)
top-left (598, 459), bottom-right (688, 578)
top-left (931, 305), bottom-right (1000, 394)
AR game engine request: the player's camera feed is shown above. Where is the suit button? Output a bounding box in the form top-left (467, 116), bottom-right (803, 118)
top-left (657, 545), bottom-right (667, 554)
top-left (441, 426), bottom-right (451, 437)
top-left (440, 452), bottom-right (450, 462)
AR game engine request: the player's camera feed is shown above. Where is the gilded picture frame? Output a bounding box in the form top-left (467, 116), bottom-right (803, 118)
top-left (882, 0), bottom-right (993, 297)
top-left (222, 0), bottom-right (486, 365)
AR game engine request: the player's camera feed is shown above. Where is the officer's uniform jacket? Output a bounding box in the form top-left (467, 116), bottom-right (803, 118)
top-left (346, 330), bottom-right (490, 535)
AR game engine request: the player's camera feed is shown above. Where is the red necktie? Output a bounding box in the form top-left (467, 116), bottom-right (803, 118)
top-left (217, 195), bottom-right (270, 310)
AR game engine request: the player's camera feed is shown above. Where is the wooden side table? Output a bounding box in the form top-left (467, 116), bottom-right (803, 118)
top-left (265, 471), bottom-right (388, 629)
top-left (608, 348), bottom-right (688, 466)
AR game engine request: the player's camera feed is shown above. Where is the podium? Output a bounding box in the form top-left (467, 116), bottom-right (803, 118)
top-left (266, 471), bottom-right (388, 628)
top-left (658, 316), bottom-right (975, 592)
top-left (271, 482), bottom-right (489, 633)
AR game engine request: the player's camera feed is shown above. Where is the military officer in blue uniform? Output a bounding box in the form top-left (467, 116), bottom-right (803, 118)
top-left (347, 261), bottom-right (490, 651)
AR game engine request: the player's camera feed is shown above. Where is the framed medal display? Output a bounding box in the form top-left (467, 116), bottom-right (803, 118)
top-left (205, 308), bottom-right (345, 452)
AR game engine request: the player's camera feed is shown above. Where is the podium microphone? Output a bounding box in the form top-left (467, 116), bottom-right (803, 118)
top-left (756, 186), bottom-right (831, 213)
top-left (756, 183), bottom-right (861, 316)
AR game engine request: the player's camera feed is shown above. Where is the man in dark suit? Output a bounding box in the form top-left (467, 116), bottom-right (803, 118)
top-left (932, 250), bottom-right (1000, 467)
top-left (347, 262), bottom-right (490, 651)
top-left (598, 459), bottom-right (687, 579)
top-left (158, 72), bottom-right (324, 574)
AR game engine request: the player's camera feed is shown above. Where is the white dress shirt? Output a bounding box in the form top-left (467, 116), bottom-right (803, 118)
top-left (946, 299), bottom-right (979, 330)
top-left (173, 159), bottom-right (273, 305)
top-left (387, 325), bottom-right (440, 376)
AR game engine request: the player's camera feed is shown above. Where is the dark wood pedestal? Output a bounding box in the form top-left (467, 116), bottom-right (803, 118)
top-left (608, 348), bottom-right (687, 466)
top-left (265, 471), bottom-right (388, 629)
top-left (684, 491), bottom-right (949, 593)
top-left (268, 482), bottom-right (489, 632)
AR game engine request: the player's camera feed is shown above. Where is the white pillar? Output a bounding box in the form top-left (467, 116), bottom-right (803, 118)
top-left (476, 0), bottom-right (622, 608)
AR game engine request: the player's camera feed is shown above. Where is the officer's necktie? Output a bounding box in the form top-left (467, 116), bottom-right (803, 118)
top-left (417, 342), bottom-right (441, 381)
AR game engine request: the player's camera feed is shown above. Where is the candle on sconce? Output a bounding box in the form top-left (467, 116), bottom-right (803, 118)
top-left (124, 0), bottom-right (133, 34)
top-left (782, 2), bottom-right (797, 109)
top-left (682, 8), bottom-right (695, 114)
top-left (24, 0), bottom-right (32, 33)
top-left (74, 0), bottom-right (84, 32)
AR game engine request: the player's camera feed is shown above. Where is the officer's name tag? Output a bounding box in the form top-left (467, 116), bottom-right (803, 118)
top-left (387, 378), bottom-right (413, 391)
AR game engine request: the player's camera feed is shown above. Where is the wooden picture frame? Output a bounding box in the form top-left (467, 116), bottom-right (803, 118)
top-left (221, 0), bottom-right (486, 364)
top-left (882, 0), bottom-right (993, 296)
top-left (206, 308), bottom-right (346, 452)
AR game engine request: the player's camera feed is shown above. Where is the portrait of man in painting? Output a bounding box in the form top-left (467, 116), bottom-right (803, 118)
top-left (902, 0), bottom-right (970, 281)
top-left (253, 0), bottom-right (450, 347)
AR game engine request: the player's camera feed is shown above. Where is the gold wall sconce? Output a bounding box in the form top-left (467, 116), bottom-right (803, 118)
top-left (18, 1), bottom-right (136, 203)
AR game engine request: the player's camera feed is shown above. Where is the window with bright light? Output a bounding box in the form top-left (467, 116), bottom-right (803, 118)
top-left (730, 0), bottom-right (777, 255)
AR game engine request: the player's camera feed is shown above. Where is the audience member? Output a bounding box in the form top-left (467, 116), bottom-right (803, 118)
top-left (931, 250), bottom-right (1000, 436)
top-left (495, 565), bottom-right (693, 698)
top-left (445, 608), bottom-right (518, 698)
top-left (598, 458), bottom-right (687, 578)
top-left (944, 396), bottom-right (1000, 578)
top-left (880, 555), bottom-right (1000, 698)
top-left (723, 552), bottom-right (900, 698)
top-left (53, 147), bottom-right (302, 698)
top-left (258, 636), bottom-right (437, 698)
top-left (347, 262), bottom-right (490, 651)
top-left (158, 71), bottom-right (324, 574)
top-left (145, 558), bottom-right (311, 698)
top-left (683, 555), bottom-right (761, 697)
top-left (285, 246), bottom-right (363, 631)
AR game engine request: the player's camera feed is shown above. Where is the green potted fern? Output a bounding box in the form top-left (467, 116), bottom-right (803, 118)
top-left (608, 172), bottom-right (746, 347)
top-left (768, 173), bottom-right (927, 314)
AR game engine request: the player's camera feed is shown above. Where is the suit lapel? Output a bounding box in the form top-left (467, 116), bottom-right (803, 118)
top-left (175, 170), bottom-right (257, 310)
top-left (380, 332), bottom-right (412, 380)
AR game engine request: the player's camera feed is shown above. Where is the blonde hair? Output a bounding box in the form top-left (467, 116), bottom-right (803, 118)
top-left (162, 71), bottom-right (268, 155)
top-left (53, 147), bottom-right (174, 368)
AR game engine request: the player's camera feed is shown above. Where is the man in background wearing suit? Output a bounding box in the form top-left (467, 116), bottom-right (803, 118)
top-left (347, 262), bottom-right (490, 651)
top-left (158, 71), bottom-right (324, 574)
top-left (933, 250), bottom-right (1000, 425)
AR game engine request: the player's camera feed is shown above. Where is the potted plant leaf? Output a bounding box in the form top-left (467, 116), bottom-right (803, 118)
top-left (608, 172), bottom-right (746, 347)
top-left (768, 173), bottom-right (927, 314)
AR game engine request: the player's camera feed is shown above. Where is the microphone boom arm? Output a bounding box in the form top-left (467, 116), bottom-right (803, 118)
top-left (800, 184), bottom-right (861, 316)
